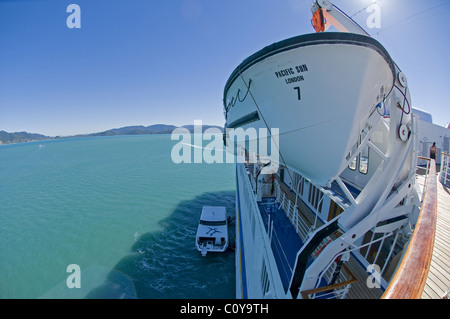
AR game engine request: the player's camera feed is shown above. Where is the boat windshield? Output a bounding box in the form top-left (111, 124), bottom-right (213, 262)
top-left (199, 220), bottom-right (227, 226)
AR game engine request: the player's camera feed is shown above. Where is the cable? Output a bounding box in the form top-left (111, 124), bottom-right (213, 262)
top-left (350, 0), bottom-right (384, 18)
top-left (393, 83), bottom-right (411, 128)
top-left (372, 2), bottom-right (450, 35)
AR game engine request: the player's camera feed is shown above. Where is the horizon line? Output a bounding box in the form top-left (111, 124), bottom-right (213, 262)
top-left (1, 122), bottom-right (226, 138)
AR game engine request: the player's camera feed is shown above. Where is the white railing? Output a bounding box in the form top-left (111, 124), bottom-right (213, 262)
top-left (269, 223), bottom-right (294, 281)
top-left (273, 180), bottom-right (310, 242)
top-left (440, 151), bottom-right (450, 187)
top-left (300, 260), bottom-right (357, 299)
top-left (416, 156), bottom-right (432, 202)
top-left (257, 171), bottom-right (359, 299)
top-left (237, 163), bottom-right (279, 298)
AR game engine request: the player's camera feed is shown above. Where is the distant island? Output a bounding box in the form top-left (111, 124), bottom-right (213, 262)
top-left (0, 124), bottom-right (224, 145)
top-left (0, 131), bottom-right (49, 145)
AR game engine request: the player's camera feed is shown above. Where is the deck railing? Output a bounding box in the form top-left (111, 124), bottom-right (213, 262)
top-left (382, 158), bottom-right (437, 299)
top-left (272, 178), bottom-right (358, 299)
top-left (300, 264), bottom-right (358, 299)
top-left (273, 180), bottom-right (311, 242)
top-left (440, 151), bottom-right (450, 187)
top-left (416, 156), bottom-right (431, 201)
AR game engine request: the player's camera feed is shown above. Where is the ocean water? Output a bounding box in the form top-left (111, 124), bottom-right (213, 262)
top-left (0, 134), bottom-right (236, 299)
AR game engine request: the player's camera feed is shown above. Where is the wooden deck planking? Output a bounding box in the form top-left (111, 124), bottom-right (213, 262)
top-left (345, 256), bottom-right (383, 299)
top-left (428, 259), bottom-right (450, 284)
top-left (421, 177), bottom-right (450, 299)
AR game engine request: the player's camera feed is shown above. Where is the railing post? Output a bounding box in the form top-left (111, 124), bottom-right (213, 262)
top-left (440, 151), bottom-right (450, 187)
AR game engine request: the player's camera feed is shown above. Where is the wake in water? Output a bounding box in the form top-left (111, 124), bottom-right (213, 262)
top-left (181, 142), bottom-right (225, 152)
top-left (85, 191), bottom-right (235, 299)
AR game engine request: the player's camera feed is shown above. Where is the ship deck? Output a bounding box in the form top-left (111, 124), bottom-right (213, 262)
top-left (245, 162), bottom-right (449, 298)
top-left (269, 174), bottom-right (384, 298)
top-left (258, 198), bottom-right (304, 292)
top-left (421, 173), bottom-right (450, 299)
top-left (267, 170), bottom-right (450, 299)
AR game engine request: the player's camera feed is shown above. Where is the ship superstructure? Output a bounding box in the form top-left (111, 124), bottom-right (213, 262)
top-left (225, 0), bottom-right (437, 299)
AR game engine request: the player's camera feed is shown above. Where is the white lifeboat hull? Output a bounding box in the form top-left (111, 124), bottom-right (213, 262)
top-left (224, 33), bottom-right (395, 186)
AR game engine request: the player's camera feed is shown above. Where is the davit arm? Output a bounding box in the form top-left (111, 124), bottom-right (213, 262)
top-left (311, 0), bottom-right (369, 36)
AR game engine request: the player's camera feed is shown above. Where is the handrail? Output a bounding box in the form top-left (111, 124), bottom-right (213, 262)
top-left (300, 264), bottom-right (358, 299)
top-left (382, 158), bottom-right (437, 299)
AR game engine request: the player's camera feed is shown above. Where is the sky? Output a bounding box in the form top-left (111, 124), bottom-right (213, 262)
top-left (0, 0), bottom-right (449, 136)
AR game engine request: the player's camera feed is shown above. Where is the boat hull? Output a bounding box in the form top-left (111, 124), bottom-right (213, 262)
top-left (224, 32), bottom-right (395, 186)
top-left (195, 206), bottom-right (229, 256)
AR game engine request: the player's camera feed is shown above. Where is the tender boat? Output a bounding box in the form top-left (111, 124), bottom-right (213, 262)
top-left (196, 206), bottom-right (229, 256)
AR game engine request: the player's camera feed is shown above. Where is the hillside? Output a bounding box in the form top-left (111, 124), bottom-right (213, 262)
top-left (89, 124), bottom-right (179, 136)
top-left (0, 124), bottom-right (224, 145)
top-left (0, 130), bottom-right (50, 145)
top-left (89, 124), bottom-right (223, 136)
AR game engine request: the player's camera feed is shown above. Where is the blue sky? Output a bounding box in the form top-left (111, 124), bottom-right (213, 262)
top-left (0, 0), bottom-right (449, 136)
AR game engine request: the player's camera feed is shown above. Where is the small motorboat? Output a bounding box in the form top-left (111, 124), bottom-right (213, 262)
top-left (196, 206), bottom-right (229, 256)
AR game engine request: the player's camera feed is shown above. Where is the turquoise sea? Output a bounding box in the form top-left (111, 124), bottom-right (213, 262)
top-left (0, 134), bottom-right (236, 299)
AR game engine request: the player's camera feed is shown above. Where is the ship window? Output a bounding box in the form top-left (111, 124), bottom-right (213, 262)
top-left (348, 127), bottom-right (370, 174)
top-left (300, 178), bottom-right (304, 196)
top-left (359, 128), bottom-right (369, 174)
top-left (348, 142), bottom-right (358, 171)
top-left (314, 188), bottom-right (319, 208)
top-left (260, 260), bottom-right (271, 295)
top-left (328, 200), bottom-right (344, 221)
top-left (308, 185), bottom-right (313, 203)
top-left (308, 185), bottom-right (324, 213)
top-left (359, 147), bottom-right (369, 174)
top-left (200, 220), bottom-right (227, 226)
top-left (349, 157), bottom-right (357, 170)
